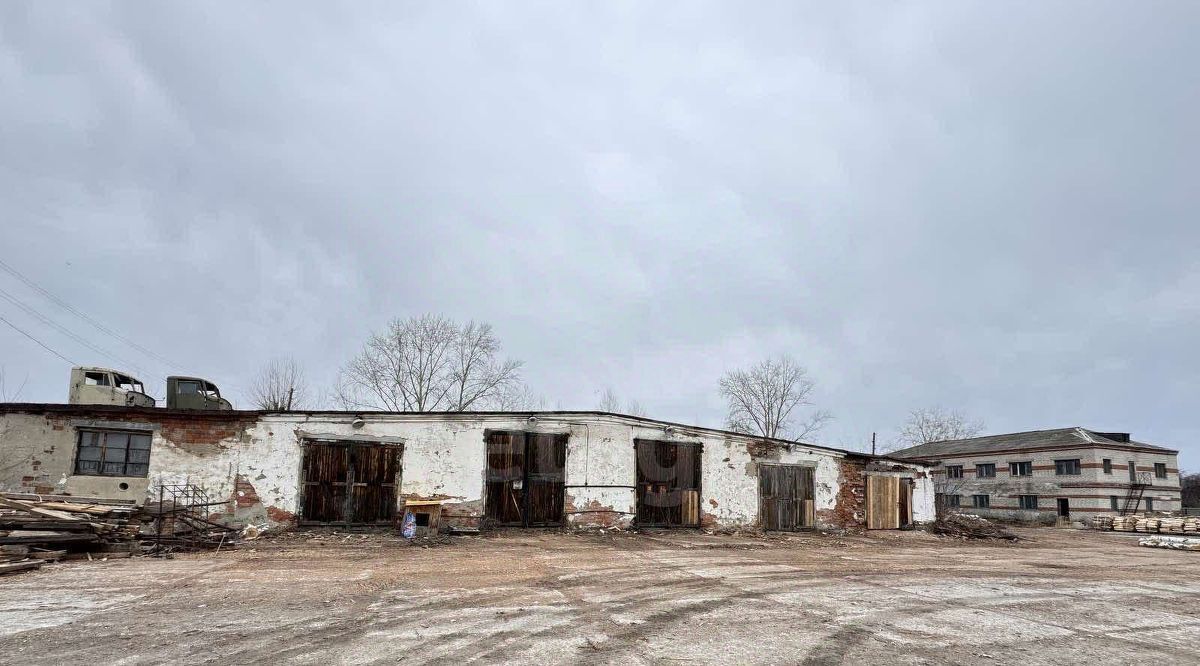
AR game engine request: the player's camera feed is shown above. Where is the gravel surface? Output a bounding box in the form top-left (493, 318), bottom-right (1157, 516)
top-left (0, 527), bottom-right (1197, 665)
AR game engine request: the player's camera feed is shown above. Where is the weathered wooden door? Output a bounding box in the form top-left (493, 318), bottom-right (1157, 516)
top-left (635, 440), bottom-right (702, 527)
top-left (300, 441), bottom-right (402, 525)
top-left (865, 475), bottom-right (904, 529)
top-left (759, 464), bottom-right (815, 531)
top-left (484, 432), bottom-right (566, 527)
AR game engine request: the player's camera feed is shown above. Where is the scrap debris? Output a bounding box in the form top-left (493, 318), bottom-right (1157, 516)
top-left (928, 514), bottom-right (1020, 541)
top-left (1138, 536), bottom-right (1200, 551)
top-left (0, 493), bottom-right (141, 575)
top-left (0, 489), bottom-right (239, 577)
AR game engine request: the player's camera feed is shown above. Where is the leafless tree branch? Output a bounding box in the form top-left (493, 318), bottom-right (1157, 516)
top-left (891, 406), bottom-right (985, 451)
top-left (718, 355), bottom-right (831, 441)
top-left (248, 357), bottom-right (309, 410)
top-left (596, 387), bottom-right (647, 417)
top-left (334, 314), bottom-right (522, 412)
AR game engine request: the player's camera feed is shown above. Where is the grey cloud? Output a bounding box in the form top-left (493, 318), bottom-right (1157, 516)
top-left (1, 2), bottom-right (1197, 468)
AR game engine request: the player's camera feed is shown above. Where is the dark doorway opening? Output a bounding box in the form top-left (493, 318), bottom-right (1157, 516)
top-left (635, 439), bottom-right (702, 527)
top-left (300, 440), bottom-right (403, 525)
top-left (759, 464), bottom-right (815, 531)
top-left (1057, 498), bottom-right (1070, 518)
top-left (484, 431), bottom-right (567, 527)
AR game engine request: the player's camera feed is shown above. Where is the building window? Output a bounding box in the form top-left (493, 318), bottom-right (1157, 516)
top-left (1054, 459), bottom-right (1081, 476)
top-left (945, 465), bottom-right (963, 479)
top-left (74, 429), bottom-right (151, 477)
top-left (1110, 496), bottom-right (1120, 511)
top-left (1146, 497), bottom-right (1154, 512)
top-left (976, 463), bottom-right (996, 478)
top-left (945, 494), bottom-right (961, 508)
top-left (1154, 463), bottom-right (1167, 479)
top-left (1009, 461), bottom-right (1032, 477)
top-left (972, 494), bottom-right (990, 508)
top-left (1103, 459), bottom-right (1112, 474)
top-left (1018, 495), bottom-right (1038, 510)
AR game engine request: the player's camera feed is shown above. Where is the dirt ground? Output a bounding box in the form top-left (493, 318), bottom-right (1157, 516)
top-left (1, 527), bottom-right (1198, 665)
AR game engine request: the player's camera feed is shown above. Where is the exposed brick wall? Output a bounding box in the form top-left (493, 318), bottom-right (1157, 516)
top-left (819, 457), bottom-right (866, 529)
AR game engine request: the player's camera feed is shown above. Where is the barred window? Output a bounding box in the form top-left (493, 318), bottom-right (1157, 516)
top-left (74, 429), bottom-right (151, 477)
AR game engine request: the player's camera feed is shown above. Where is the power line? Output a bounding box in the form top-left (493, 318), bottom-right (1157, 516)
top-left (0, 286), bottom-right (150, 377)
top-left (0, 258), bottom-right (182, 371)
top-left (0, 313), bottom-right (76, 365)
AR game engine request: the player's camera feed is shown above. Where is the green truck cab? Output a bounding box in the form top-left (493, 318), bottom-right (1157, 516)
top-left (166, 376), bottom-right (232, 410)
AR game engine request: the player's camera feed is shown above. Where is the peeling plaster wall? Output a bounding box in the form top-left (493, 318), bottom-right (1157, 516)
top-left (1, 408), bottom-right (931, 531)
top-left (146, 412), bottom-right (855, 529)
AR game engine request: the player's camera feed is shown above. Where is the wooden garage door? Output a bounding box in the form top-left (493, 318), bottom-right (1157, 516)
top-left (300, 441), bottom-right (402, 525)
top-left (635, 440), bottom-right (702, 527)
top-left (759, 464), bottom-right (815, 531)
top-left (865, 475), bottom-right (913, 530)
top-left (484, 431), bottom-right (567, 527)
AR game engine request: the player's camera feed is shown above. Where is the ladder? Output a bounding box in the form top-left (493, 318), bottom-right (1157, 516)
top-left (1120, 473), bottom-right (1150, 515)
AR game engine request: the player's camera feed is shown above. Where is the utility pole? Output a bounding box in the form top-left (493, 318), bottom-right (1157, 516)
top-left (871, 432), bottom-right (876, 456)
top-left (286, 387), bottom-right (294, 411)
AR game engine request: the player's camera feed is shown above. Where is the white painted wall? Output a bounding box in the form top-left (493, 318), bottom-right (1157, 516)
top-left (139, 412), bottom-right (862, 528)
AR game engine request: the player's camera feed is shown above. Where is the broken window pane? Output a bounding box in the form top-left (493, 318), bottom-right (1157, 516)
top-left (84, 372), bottom-right (111, 386)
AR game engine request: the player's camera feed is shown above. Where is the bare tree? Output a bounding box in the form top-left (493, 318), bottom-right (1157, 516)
top-left (335, 314), bottom-right (522, 411)
top-left (719, 355), bottom-right (831, 440)
top-left (596, 387), bottom-right (648, 417)
top-left (248, 357), bottom-right (309, 410)
top-left (1181, 471), bottom-right (1199, 509)
top-left (894, 407), bottom-right (984, 450)
top-left (491, 382), bottom-right (545, 411)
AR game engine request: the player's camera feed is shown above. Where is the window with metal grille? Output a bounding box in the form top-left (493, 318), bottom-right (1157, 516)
top-left (972, 494), bottom-right (989, 508)
top-left (74, 429), bottom-right (151, 477)
top-left (1018, 494), bottom-right (1038, 510)
top-left (975, 463), bottom-right (995, 478)
top-left (1154, 463), bottom-right (1167, 479)
top-left (1009, 461), bottom-right (1032, 476)
top-left (945, 465), bottom-right (963, 479)
top-left (1054, 459), bottom-right (1081, 476)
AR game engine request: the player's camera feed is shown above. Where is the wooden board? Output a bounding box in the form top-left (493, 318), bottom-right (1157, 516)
top-left (865, 475), bottom-right (901, 530)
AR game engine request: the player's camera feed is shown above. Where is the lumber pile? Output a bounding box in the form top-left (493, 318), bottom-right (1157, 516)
top-left (929, 513), bottom-right (1019, 541)
top-left (0, 494), bottom-right (142, 575)
top-left (1094, 514), bottom-right (1200, 534)
top-left (1139, 536), bottom-right (1200, 551)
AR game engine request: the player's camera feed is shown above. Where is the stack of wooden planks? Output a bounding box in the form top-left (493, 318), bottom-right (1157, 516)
top-left (1098, 514), bottom-right (1199, 534)
top-left (1111, 516), bottom-right (1140, 532)
top-left (0, 493), bottom-right (142, 576)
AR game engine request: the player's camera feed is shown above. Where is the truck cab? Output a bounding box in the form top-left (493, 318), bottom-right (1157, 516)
top-left (166, 376), bottom-right (232, 410)
top-left (68, 367), bottom-right (156, 407)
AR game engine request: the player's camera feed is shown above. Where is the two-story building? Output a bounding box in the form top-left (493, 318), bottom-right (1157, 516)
top-left (889, 427), bottom-right (1181, 522)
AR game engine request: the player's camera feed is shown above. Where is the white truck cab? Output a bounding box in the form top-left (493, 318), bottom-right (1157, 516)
top-left (68, 367), bottom-right (156, 407)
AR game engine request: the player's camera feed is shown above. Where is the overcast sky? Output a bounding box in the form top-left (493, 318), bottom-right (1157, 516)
top-left (1, 2), bottom-right (1197, 468)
